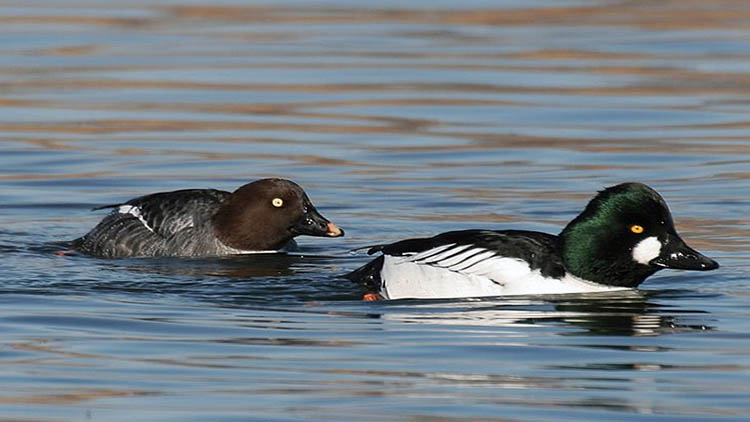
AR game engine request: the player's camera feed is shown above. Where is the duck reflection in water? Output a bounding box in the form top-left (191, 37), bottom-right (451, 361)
top-left (110, 254), bottom-right (304, 278)
top-left (82, 253), bottom-right (357, 303)
top-left (372, 290), bottom-right (714, 337)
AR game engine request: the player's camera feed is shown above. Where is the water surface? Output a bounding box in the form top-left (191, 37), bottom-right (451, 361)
top-left (1, 1), bottom-right (749, 421)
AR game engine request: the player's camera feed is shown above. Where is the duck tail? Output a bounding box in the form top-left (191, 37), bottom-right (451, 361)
top-left (343, 255), bottom-right (384, 291)
top-left (91, 203), bottom-right (123, 211)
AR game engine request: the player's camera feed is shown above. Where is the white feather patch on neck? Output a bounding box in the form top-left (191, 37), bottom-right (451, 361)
top-left (632, 236), bottom-right (661, 265)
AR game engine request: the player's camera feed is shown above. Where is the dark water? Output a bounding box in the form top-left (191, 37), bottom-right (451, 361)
top-left (1, 1), bottom-right (749, 420)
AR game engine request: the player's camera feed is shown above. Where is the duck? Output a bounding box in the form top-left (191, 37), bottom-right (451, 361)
top-left (346, 183), bottom-right (718, 300)
top-left (72, 178), bottom-right (344, 258)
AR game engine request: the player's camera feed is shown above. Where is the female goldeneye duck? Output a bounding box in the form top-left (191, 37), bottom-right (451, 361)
top-left (72, 178), bottom-right (344, 258)
top-left (348, 183), bottom-right (718, 300)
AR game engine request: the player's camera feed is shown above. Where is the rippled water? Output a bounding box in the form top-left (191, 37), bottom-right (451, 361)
top-left (1, 1), bottom-right (749, 421)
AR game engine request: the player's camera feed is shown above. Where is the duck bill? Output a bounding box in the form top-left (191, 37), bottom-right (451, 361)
top-left (290, 205), bottom-right (344, 238)
top-left (650, 233), bottom-right (718, 271)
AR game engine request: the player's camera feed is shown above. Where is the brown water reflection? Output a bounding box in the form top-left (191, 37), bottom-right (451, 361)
top-left (164, 2), bottom-right (750, 30)
top-left (1, 1), bottom-right (750, 421)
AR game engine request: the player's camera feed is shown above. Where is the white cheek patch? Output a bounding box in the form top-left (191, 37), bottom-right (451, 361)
top-left (632, 236), bottom-right (661, 265)
top-left (118, 205), bottom-right (155, 233)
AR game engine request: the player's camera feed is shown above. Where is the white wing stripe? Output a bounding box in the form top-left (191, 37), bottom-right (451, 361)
top-left (449, 250), bottom-right (497, 272)
top-left (398, 243), bottom-right (456, 263)
top-left (422, 247), bottom-right (487, 268)
top-left (416, 244), bottom-right (474, 265)
top-left (391, 242), bottom-right (541, 289)
top-left (460, 255), bottom-right (513, 277)
top-left (118, 205), bottom-right (155, 233)
top-left (394, 243), bottom-right (506, 277)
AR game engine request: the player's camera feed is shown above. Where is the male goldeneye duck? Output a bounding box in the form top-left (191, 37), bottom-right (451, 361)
top-left (72, 178), bottom-right (344, 258)
top-left (347, 183), bottom-right (718, 300)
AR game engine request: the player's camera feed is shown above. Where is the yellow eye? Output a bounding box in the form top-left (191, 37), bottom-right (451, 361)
top-left (272, 198), bottom-right (283, 208)
top-left (630, 224), bottom-right (644, 234)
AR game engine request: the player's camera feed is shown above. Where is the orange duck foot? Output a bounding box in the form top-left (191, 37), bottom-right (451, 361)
top-left (362, 292), bottom-right (383, 302)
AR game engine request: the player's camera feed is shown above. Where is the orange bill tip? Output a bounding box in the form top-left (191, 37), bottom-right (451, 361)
top-left (326, 222), bottom-right (344, 237)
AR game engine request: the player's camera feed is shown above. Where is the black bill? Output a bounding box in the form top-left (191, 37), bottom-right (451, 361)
top-left (650, 233), bottom-right (719, 271)
top-left (290, 205), bottom-right (344, 238)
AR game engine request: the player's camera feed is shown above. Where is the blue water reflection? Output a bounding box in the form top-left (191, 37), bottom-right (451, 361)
top-left (0, 1), bottom-right (748, 421)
